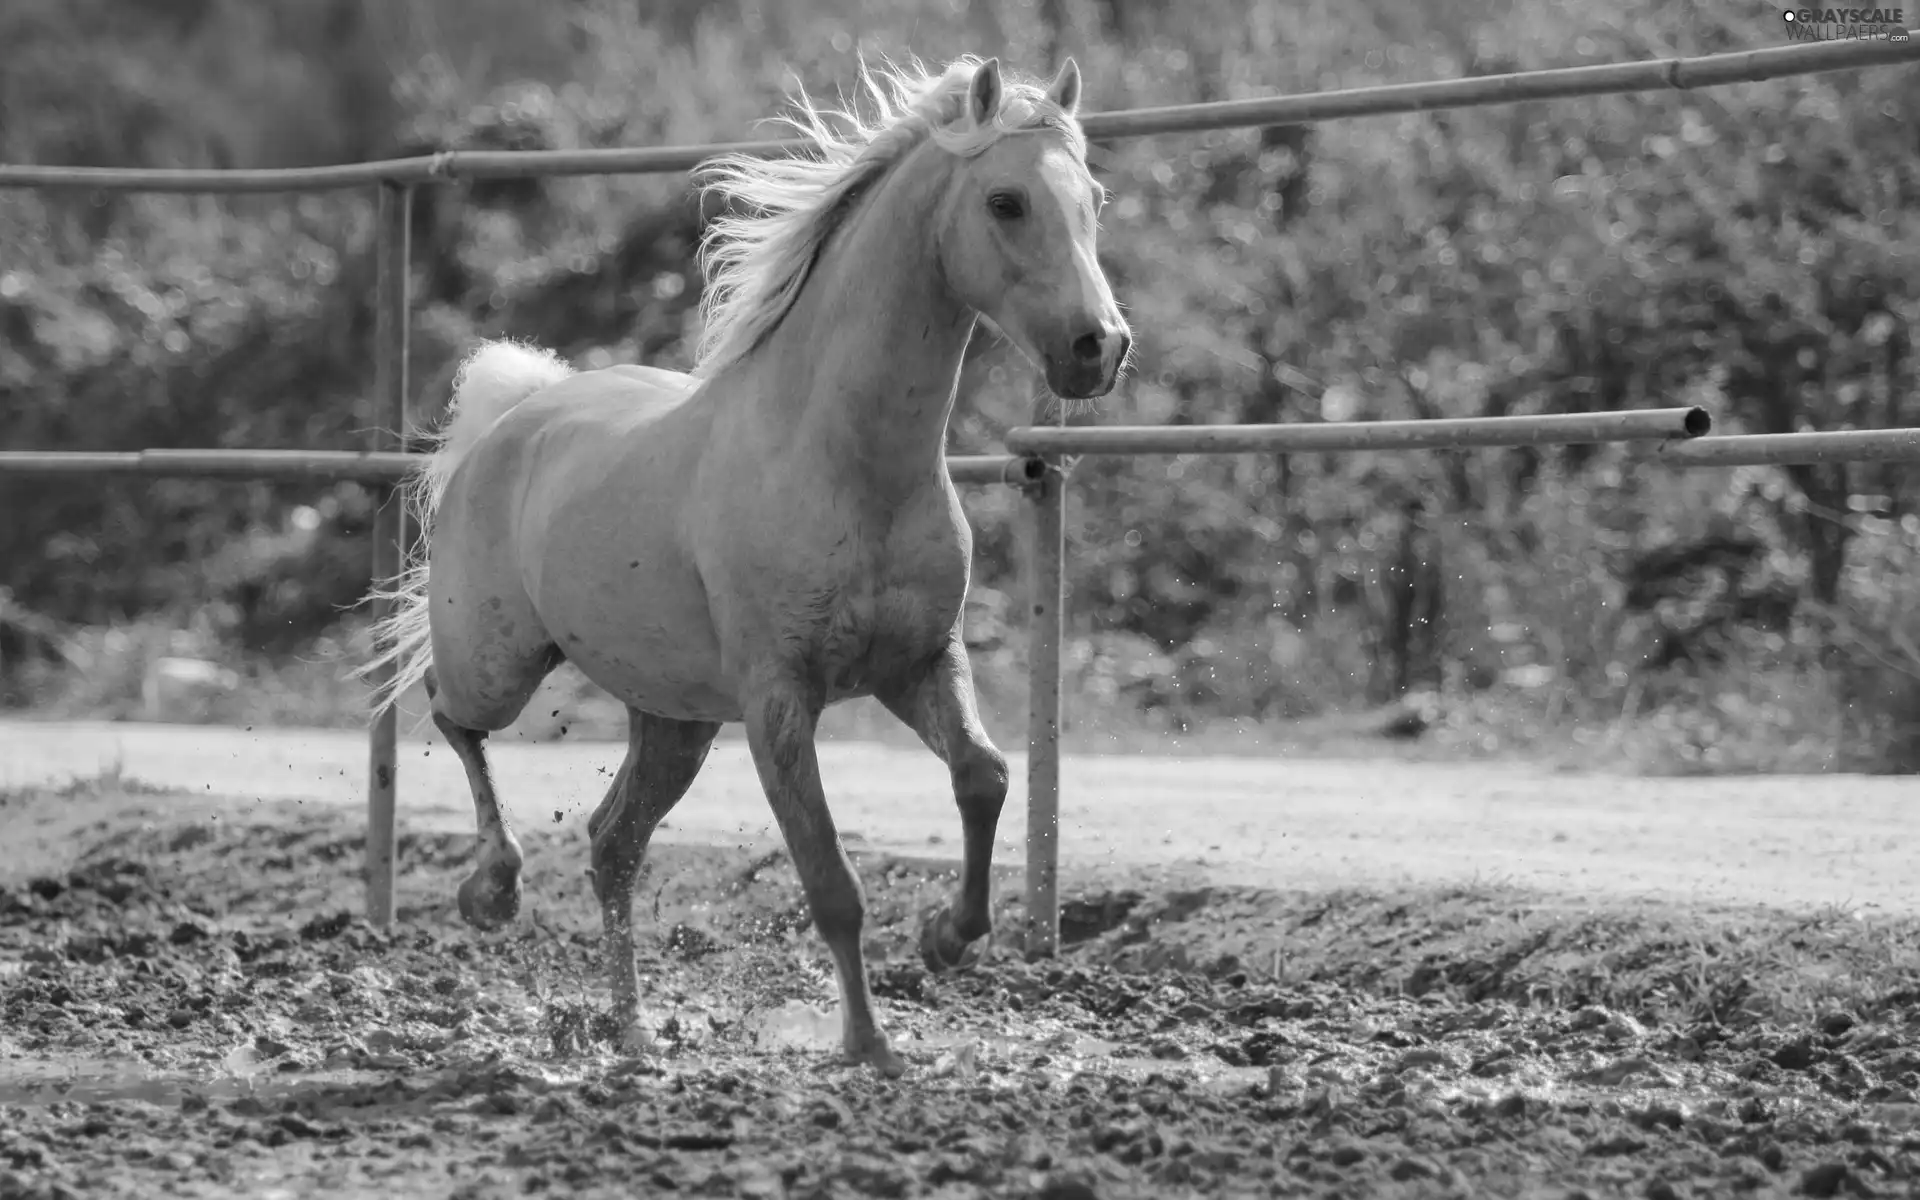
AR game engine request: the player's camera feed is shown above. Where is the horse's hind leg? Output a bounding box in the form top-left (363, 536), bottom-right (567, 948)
top-left (587, 708), bottom-right (719, 1049)
top-left (425, 646), bottom-right (558, 931)
top-left (430, 705), bottom-right (521, 931)
top-left (423, 524), bottom-right (562, 930)
top-left (877, 630), bottom-right (1010, 972)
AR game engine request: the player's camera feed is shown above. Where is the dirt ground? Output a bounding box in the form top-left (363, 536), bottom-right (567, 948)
top-left (3, 728), bottom-right (1920, 1199)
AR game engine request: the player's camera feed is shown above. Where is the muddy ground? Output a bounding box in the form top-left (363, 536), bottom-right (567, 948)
top-left (2, 780), bottom-right (1918, 1199)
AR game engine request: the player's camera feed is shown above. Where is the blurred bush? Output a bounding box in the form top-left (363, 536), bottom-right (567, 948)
top-left (2, 0), bottom-right (1917, 769)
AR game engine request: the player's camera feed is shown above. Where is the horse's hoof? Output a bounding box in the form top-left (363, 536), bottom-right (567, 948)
top-left (456, 863), bottom-right (523, 931)
top-left (847, 1037), bottom-right (908, 1080)
top-left (918, 907), bottom-right (985, 975)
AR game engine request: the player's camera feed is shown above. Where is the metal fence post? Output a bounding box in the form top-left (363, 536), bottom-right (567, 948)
top-left (366, 182), bottom-right (413, 928)
top-left (1023, 449), bottom-right (1067, 960)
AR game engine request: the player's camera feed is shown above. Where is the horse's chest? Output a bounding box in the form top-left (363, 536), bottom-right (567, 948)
top-left (817, 577), bottom-right (960, 690)
top-left (794, 515), bottom-right (965, 690)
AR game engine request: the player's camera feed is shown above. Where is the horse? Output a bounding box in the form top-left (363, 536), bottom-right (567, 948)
top-left (359, 54), bottom-right (1129, 1078)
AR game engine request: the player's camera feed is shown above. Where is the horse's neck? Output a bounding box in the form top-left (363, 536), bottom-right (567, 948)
top-left (752, 145), bottom-right (974, 489)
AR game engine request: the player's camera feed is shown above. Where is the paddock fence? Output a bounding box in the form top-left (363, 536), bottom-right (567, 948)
top-left (3, 30), bottom-right (1918, 955)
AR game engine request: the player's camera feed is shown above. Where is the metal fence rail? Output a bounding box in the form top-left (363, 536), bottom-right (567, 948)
top-left (1, 33), bottom-right (1913, 192)
top-left (14, 423), bottom-right (1920, 480)
top-left (1005, 407), bottom-right (1711, 456)
top-left (0, 448), bottom-right (1038, 485)
top-left (4, 30), bottom-right (1918, 953)
top-left (1652, 427), bottom-right (1920, 467)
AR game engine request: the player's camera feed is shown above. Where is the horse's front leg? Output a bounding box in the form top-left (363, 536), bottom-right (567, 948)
top-left (744, 674), bottom-right (906, 1077)
top-left (877, 630), bottom-right (1010, 973)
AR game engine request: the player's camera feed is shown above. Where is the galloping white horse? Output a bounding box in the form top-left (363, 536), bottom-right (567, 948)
top-left (361, 55), bottom-right (1129, 1077)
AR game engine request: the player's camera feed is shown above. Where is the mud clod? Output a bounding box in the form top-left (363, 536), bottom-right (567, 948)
top-left (1798, 1161), bottom-right (1853, 1197)
top-left (297, 910), bottom-right (353, 941)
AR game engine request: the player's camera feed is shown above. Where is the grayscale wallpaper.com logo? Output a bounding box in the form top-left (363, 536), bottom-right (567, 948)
top-left (1780, 7), bottom-right (1911, 39)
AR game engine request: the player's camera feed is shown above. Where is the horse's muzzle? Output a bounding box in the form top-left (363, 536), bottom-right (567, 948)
top-left (1045, 356), bottom-right (1125, 400)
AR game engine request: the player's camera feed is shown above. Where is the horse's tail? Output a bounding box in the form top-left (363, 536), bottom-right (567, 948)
top-left (357, 339), bottom-right (575, 716)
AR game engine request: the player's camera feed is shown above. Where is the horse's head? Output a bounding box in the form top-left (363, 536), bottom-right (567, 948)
top-left (937, 58), bottom-right (1130, 400)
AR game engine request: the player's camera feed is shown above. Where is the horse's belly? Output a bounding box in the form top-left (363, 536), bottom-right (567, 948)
top-left (565, 630), bottom-right (738, 723)
top-left (540, 580), bottom-right (737, 722)
top-left (524, 533), bottom-right (737, 721)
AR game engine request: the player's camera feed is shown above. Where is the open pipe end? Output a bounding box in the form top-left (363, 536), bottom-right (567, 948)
top-left (1682, 406), bottom-right (1713, 439)
top-left (1019, 456), bottom-right (1048, 483)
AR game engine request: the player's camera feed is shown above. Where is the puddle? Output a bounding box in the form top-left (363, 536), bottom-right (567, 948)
top-left (745, 999), bottom-right (841, 1050)
top-left (735, 1004), bottom-right (1264, 1090)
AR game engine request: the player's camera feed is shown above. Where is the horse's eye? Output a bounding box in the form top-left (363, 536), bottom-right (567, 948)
top-left (988, 192), bottom-right (1025, 221)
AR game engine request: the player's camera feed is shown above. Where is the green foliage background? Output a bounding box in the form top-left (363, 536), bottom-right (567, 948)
top-left (3, 0), bottom-right (1918, 770)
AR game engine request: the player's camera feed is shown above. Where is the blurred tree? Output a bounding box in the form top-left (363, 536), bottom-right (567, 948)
top-left (3, 0), bottom-right (1918, 768)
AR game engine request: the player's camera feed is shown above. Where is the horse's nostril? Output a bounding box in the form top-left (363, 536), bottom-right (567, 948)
top-left (1071, 333), bottom-right (1103, 364)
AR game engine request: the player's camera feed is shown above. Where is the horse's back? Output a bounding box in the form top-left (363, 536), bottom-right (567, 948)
top-left (605, 363), bottom-right (699, 394)
top-left (516, 363), bottom-right (703, 434)
top-left (436, 364), bottom-right (703, 532)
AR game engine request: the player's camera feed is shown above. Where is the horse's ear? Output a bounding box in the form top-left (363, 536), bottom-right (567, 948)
top-left (967, 57), bottom-right (1003, 127)
top-left (1046, 57), bottom-right (1082, 117)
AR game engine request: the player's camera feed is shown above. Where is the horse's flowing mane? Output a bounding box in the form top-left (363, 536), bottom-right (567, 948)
top-left (692, 55), bottom-right (1084, 377)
